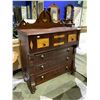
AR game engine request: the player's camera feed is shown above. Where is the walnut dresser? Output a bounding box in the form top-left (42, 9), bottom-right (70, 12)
top-left (17, 10), bottom-right (80, 93)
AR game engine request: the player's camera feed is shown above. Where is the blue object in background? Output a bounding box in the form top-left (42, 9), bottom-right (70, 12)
top-left (44, 1), bottom-right (83, 20)
top-left (13, 1), bottom-right (27, 7)
top-left (13, 1), bottom-right (32, 19)
top-left (13, 1), bottom-right (83, 20)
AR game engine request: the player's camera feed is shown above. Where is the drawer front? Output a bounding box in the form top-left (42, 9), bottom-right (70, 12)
top-left (29, 51), bottom-right (73, 75)
top-left (28, 34), bottom-right (51, 53)
top-left (68, 34), bottom-right (77, 42)
top-left (29, 55), bottom-right (73, 74)
top-left (29, 47), bottom-right (73, 65)
top-left (35, 66), bottom-right (67, 85)
top-left (53, 34), bottom-right (65, 47)
top-left (54, 34), bottom-right (65, 39)
top-left (37, 38), bottom-right (49, 49)
top-left (54, 42), bottom-right (65, 47)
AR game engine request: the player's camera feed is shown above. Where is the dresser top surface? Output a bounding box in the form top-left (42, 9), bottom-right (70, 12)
top-left (18, 27), bottom-right (80, 36)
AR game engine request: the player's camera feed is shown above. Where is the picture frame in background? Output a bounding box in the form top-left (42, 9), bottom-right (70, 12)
top-left (32, 1), bottom-right (37, 19)
top-left (65, 4), bottom-right (74, 23)
top-left (38, 1), bottom-right (44, 16)
top-left (73, 6), bottom-right (82, 27)
top-left (62, 4), bottom-right (74, 27)
top-left (47, 4), bottom-right (60, 23)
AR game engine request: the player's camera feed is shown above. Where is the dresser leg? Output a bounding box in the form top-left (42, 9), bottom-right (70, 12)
top-left (23, 73), bottom-right (36, 94)
top-left (27, 80), bottom-right (36, 94)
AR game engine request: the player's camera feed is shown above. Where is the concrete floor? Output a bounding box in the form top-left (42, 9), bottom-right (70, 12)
top-left (13, 70), bottom-right (86, 100)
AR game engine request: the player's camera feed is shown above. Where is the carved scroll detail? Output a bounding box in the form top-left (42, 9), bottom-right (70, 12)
top-left (17, 9), bottom-right (64, 29)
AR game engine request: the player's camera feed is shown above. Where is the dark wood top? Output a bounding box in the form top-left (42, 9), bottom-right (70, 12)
top-left (18, 27), bottom-right (80, 36)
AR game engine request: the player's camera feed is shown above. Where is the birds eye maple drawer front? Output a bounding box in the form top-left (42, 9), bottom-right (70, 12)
top-left (68, 34), bottom-right (77, 42)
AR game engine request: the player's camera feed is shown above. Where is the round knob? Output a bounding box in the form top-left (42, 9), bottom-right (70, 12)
top-left (40, 65), bottom-right (44, 69)
top-left (41, 54), bottom-right (44, 58)
top-left (66, 66), bottom-right (68, 69)
top-left (66, 57), bottom-right (69, 60)
top-left (30, 60), bottom-right (33, 65)
top-left (37, 36), bottom-right (40, 38)
top-left (67, 48), bottom-right (70, 52)
top-left (41, 76), bottom-right (44, 79)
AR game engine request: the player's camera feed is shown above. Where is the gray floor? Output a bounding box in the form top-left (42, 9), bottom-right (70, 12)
top-left (13, 71), bottom-right (86, 100)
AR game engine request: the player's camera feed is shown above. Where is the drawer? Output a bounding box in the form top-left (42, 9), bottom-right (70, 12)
top-left (35, 66), bottom-right (67, 85)
top-left (29, 34), bottom-right (51, 53)
top-left (53, 42), bottom-right (65, 47)
top-left (37, 38), bottom-right (49, 49)
top-left (53, 34), bottom-right (65, 39)
top-left (68, 34), bottom-right (77, 42)
top-left (30, 55), bottom-right (72, 73)
top-left (30, 47), bottom-right (73, 65)
top-left (29, 54), bottom-right (73, 76)
top-left (53, 34), bottom-right (65, 47)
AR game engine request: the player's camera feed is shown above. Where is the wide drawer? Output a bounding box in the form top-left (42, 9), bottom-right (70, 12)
top-left (29, 47), bottom-right (73, 65)
top-left (34, 66), bottom-right (67, 85)
top-left (29, 54), bottom-right (73, 75)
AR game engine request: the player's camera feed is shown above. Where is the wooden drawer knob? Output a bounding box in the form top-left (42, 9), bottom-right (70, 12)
top-left (41, 76), bottom-right (44, 79)
top-left (37, 36), bottom-right (40, 38)
top-left (66, 66), bottom-right (68, 69)
top-left (40, 65), bottom-right (44, 69)
top-left (67, 48), bottom-right (70, 52)
top-left (66, 57), bottom-right (69, 60)
top-left (41, 54), bottom-right (44, 58)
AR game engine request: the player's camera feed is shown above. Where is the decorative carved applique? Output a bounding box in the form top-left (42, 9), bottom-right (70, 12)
top-left (42, 19), bottom-right (47, 22)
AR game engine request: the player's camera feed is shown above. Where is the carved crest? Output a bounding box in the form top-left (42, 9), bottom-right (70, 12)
top-left (17, 9), bottom-right (64, 29)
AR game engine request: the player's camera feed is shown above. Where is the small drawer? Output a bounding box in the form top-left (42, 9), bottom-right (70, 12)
top-left (37, 38), bottom-right (49, 49)
top-left (54, 42), bottom-right (65, 47)
top-left (68, 34), bottom-right (77, 42)
top-left (54, 34), bottom-right (65, 39)
top-left (53, 34), bottom-right (65, 47)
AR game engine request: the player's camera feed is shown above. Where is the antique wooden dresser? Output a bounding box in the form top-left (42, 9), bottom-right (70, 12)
top-left (17, 10), bottom-right (80, 93)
